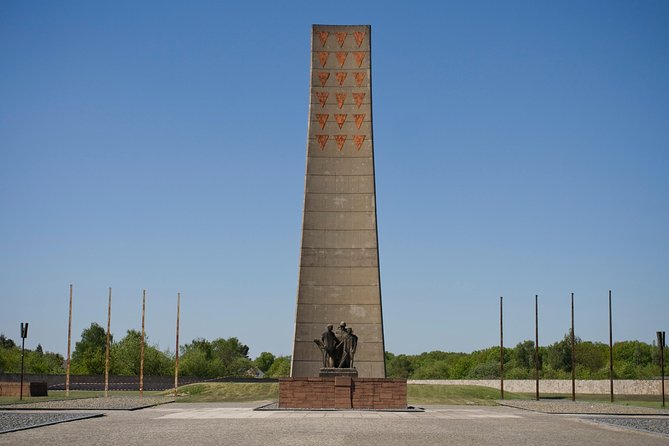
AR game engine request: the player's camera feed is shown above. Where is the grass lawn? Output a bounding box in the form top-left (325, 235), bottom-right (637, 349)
top-left (169, 383), bottom-right (279, 402)
top-left (523, 393), bottom-right (668, 410)
top-left (408, 384), bottom-right (524, 406)
top-left (165, 382), bottom-right (667, 409)
top-left (0, 390), bottom-right (163, 405)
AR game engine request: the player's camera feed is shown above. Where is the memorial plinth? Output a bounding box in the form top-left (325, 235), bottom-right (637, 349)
top-left (278, 377), bottom-right (407, 410)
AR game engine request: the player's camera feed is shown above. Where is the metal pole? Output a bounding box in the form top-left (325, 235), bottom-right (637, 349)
top-left (66, 284), bottom-right (73, 397)
top-left (658, 331), bottom-right (666, 408)
top-left (174, 292), bottom-right (181, 397)
top-left (500, 296), bottom-right (504, 400)
top-left (608, 290), bottom-right (613, 402)
top-left (571, 292), bottom-right (575, 402)
top-left (139, 290), bottom-right (146, 398)
top-left (20, 324), bottom-right (25, 401)
top-left (535, 294), bottom-right (539, 401)
top-left (105, 287), bottom-right (112, 397)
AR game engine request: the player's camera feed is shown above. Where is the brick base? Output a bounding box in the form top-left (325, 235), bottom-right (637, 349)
top-left (0, 382), bottom-right (30, 397)
top-left (279, 377), bottom-right (407, 409)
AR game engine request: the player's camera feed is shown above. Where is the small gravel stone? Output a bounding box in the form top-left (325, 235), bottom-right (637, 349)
top-left (0, 413), bottom-right (102, 434)
top-left (589, 417), bottom-right (669, 437)
top-left (499, 400), bottom-right (669, 415)
top-left (0, 396), bottom-right (174, 411)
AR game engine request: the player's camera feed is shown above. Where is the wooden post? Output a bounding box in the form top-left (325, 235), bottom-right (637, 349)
top-left (608, 290), bottom-right (614, 402)
top-left (174, 292), bottom-right (181, 397)
top-left (139, 290), bottom-right (146, 398)
top-left (500, 296), bottom-right (504, 400)
top-left (535, 294), bottom-right (539, 401)
top-left (66, 284), bottom-right (73, 397)
top-left (571, 292), bottom-right (576, 402)
top-left (105, 287), bottom-right (112, 398)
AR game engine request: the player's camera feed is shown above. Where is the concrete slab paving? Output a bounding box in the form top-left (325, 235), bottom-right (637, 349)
top-left (0, 403), bottom-right (667, 445)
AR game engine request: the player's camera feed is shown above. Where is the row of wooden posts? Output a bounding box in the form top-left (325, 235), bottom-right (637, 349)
top-left (65, 285), bottom-right (182, 398)
top-left (498, 291), bottom-right (666, 407)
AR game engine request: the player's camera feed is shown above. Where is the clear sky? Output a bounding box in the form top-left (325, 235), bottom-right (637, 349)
top-left (1, 1), bottom-right (667, 359)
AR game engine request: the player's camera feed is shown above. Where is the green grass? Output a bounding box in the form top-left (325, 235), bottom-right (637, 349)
top-left (409, 385), bottom-right (525, 406)
top-left (0, 390), bottom-right (163, 405)
top-left (513, 392), bottom-right (668, 410)
top-left (168, 383), bottom-right (279, 402)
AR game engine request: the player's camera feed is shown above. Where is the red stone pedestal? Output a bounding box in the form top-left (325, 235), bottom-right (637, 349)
top-left (278, 377), bottom-right (407, 409)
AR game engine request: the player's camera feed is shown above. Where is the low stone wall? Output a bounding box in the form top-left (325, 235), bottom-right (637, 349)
top-left (408, 379), bottom-right (666, 395)
top-left (279, 377), bottom-right (407, 409)
top-left (0, 382), bottom-right (30, 397)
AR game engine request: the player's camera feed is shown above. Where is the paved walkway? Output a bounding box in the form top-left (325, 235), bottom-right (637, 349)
top-left (153, 406), bottom-right (522, 419)
top-left (0, 403), bottom-right (667, 445)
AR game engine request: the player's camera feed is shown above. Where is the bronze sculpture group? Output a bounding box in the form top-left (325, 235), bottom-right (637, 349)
top-left (314, 321), bottom-right (358, 369)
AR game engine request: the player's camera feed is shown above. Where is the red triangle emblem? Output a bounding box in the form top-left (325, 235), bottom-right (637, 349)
top-left (335, 92), bottom-right (347, 109)
top-left (316, 114), bottom-right (329, 130)
top-left (316, 92), bottom-right (329, 107)
top-left (335, 72), bottom-right (347, 86)
top-left (353, 31), bottom-right (365, 47)
top-left (353, 52), bottom-right (366, 67)
top-left (353, 114), bottom-right (365, 129)
top-left (335, 32), bottom-right (347, 47)
top-left (318, 52), bottom-right (329, 68)
top-left (317, 135), bottom-right (329, 150)
top-left (334, 135), bottom-right (347, 151)
top-left (352, 92), bottom-right (365, 108)
top-left (318, 72), bottom-right (330, 87)
top-left (354, 72), bottom-right (366, 86)
top-left (335, 52), bottom-right (348, 68)
top-left (335, 114), bottom-right (347, 129)
top-left (318, 32), bottom-right (329, 47)
top-left (353, 135), bottom-right (366, 150)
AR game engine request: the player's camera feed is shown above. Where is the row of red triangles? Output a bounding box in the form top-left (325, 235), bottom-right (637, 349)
top-left (316, 135), bottom-right (366, 151)
top-left (314, 92), bottom-right (365, 108)
top-left (318, 31), bottom-right (366, 48)
top-left (316, 51), bottom-right (366, 68)
top-left (317, 71), bottom-right (366, 87)
top-left (315, 113), bottom-right (365, 130)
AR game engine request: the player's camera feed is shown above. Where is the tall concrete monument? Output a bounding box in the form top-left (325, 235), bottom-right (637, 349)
top-left (291, 25), bottom-right (386, 378)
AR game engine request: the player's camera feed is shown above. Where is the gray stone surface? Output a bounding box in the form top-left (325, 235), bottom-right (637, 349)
top-left (0, 412), bottom-right (102, 434)
top-left (588, 417), bottom-right (669, 438)
top-left (0, 396), bottom-right (175, 411)
top-left (2, 403), bottom-right (669, 445)
top-left (499, 399), bottom-right (669, 415)
top-left (292, 26), bottom-right (385, 378)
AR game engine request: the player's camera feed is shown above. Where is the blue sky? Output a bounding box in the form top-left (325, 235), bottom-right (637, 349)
top-left (1, 1), bottom-right (667, 359)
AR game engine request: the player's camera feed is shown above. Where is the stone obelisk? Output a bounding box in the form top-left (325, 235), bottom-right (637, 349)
top-left (291, 25), bottom-right (385, 378)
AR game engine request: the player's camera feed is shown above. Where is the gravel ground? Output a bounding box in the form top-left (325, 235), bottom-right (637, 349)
top-left (0, 396), bottom-right (174, 411)
top-left (0, 413), bottom-right (103, 434)
top-left (499, 400), bottom-right (669, 415)
top-left (589, 417), bottom-right (669, 437)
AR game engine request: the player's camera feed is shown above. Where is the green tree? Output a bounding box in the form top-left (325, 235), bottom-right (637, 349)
top-left (71, 323), bottom-right (109, 374)
top-left (111, 330), bottom-right (173, 376)
top-left (254, 352), bottom-right (275, 374)
top-left (179, 337), bottom-right (253, 378)
top-left (386, 353), bottom-right (414, 379)
top-left (265, 356), bottom-right (291, 377)
top-left (0, 334), bottom-right (16, 349)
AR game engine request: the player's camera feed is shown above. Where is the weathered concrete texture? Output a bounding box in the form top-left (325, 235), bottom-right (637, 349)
top-left (409, 379), bottom-right (669, 396)
top-left (291, 24), bottom-right (385, 378)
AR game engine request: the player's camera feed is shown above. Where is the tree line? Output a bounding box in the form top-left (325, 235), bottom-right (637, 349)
top-left (0, 324), bottom-right (664, 380)
top-left (386, 332), bottom-right (665, 380)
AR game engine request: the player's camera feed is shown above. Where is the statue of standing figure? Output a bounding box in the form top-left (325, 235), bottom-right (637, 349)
top-left (313, 321), bottom-right (358, 369)
top-left (337, 327), bottom-right (358, 368)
